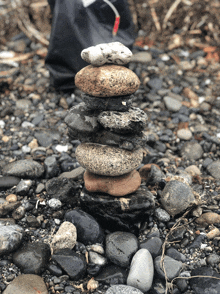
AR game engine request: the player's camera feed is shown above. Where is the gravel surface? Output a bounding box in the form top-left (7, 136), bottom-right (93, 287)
top-left (1, 30), bottom-right (220, 294)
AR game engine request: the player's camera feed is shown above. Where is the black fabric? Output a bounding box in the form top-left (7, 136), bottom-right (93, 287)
top-left (45, 0), bottom-right (136, 91)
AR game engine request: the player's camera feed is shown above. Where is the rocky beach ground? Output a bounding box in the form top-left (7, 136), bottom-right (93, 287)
top-left (2, 1), bottom-right (220, 293)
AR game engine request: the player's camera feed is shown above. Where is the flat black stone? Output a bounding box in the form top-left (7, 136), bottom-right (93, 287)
top-left (68, 128), bottom-right (147, 151)
top-left (81, 93), bottom-right (134, 112)
top-left (80, 186), bottom-right (155, 234)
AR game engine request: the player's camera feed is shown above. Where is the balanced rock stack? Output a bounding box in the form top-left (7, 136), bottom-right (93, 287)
top-left (65, 42), bottom-right (154, 231)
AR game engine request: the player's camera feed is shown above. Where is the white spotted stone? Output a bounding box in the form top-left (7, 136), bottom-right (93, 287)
top-left (81, 42), bottom-right (132, 66)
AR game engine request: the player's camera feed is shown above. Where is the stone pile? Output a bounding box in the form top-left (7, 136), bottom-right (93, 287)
top-left (65, 42), bottom-right (155, 232)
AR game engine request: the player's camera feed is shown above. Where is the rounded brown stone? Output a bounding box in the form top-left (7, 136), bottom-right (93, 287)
top-left (139, 164), bottom-right (161, 181)
top-left (75, 65), bottom-right (140, 97)
top-left (84, 170), bottom-right (141, 196)
top-left (75, 143), bottom-right (144, 176)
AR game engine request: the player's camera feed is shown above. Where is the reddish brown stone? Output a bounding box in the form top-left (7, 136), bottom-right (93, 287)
top-left (75, 65), bottom-right (140, 97)
top-left (84, 170), bottom-right (141, 197)
top-left (139, 164), bottom-right (161, 181)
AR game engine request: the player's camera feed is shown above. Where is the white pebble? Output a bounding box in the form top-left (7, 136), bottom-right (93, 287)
top-left (21, 121), bottom-right (34, 128)
top-left (22, 145), bottom-right (31, 153)
top-left (0, 120), bottom-right (5, 128)
top-left (55, 145), bottom-right (68, 152)
top-left (48, 198), bottom-right (62, 209)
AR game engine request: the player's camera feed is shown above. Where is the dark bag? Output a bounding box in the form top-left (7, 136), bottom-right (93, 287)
top-left (45, 0), bottom-right (136, 91)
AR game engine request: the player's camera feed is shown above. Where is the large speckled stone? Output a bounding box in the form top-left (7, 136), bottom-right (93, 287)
top-left (98, 107), bottom-right (148, 134)
top-left (81, 42), bottom-right (132, 66)
top-left (84, 170), bottom-right (141, 196)
top-left (75, 143), bottom-right (144, 176)
top-left (75, 65), bottom-right (140, 97)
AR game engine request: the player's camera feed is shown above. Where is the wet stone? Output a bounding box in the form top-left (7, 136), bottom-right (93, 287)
top-left (166, 247), bottom-right (186, 262)
top-left (46, 177), bottom-right (80, 204)
top-left (206, 160), bottom-right (220, 179)
top-left (64, 209), bottom-right (104, 245)
top-left (16, 179), bottom-right (32, 195)
top-left (154, 255), bottom-right (182, 280)
top-left (97, 107), bottom-right (148, 134)
top-left (160, 180), bottom-right (196, 217)
top-left (72, 129), bottom-right (147, 151)
top-left (13, 242), bottom-right (51, 274)
top-left (96, 265), bottom-right (127, 285)
top-left (75, 143), bottom-right (144, 176)
top-left (44, 156), bottom-right (59, 179)
top-left (189, 266), bottom-right (220, 294)
top-left (3, 274), bottom-right (48, 294)
top-left (52, 249), bottom-right (87, 280)
top-left (64, 102), bottom-right (100, 139)
top-left (80, 186), bottom-right (155, 233)
top-left (0, 176), bottom-right (20, 189)
top-left (106, 231), bottom-right (138, 267)
top-left (75, 65), bottom-right (140, 97)
top-left (34, 130), bottom-right (61, 147)
top-left (0, 225), bottom-right (24, 255)
top-left (2, 159), bottom-right (44, 178)
top-left (140, 237), bottom-right (163, 259)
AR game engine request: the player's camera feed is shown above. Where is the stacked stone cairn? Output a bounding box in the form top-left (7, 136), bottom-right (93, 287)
top-left (65, 42), bottom-right (154, 232)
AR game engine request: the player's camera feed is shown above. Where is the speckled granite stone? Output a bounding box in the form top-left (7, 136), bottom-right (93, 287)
top-left (75, 65), bottom-right (140, 97)
top-left (84, 170), bottom-right (141, 196)
top-left (75, 143), bottom-right (144, 176)
top-left (98, 107), bottom-right (148, 134)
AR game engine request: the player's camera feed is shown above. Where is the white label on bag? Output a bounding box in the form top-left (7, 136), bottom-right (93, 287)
top-left (82, 0), bottom-right (96, 7)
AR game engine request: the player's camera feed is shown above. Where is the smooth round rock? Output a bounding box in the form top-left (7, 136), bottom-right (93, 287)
top-left (106, 285), bottom-right (143, 294)
top-left (177, 129), bottom-right (192, 140)
top-left (2, 160), bottom-right (44, 178)
top-left (3, 274), bottom-right (48, 294)
top-left (64, 209), bottom-right (104, 245)
top-left (164, 96), bottom-right (182, 112)
top-left (75, 65), bottom-right (140, 97)
top-left (84, 170), bottom-right (141, 197)
top-left (75, 143), bottom-right (144, 176)
top-left (13, 242), bottom-right (51, 274)
top-left (81, 42), bottom-right (132, 66)
top-left (207, 160), bottom-right (220, 179)
top-left (160, 180), bottom-right (196, 217)
top-left (0, 176), bottom-right (20, 189)
top-left (180, 141), bottom-right (203, 161)
top-left (97, 107), bottom-right (148, 134)
top-left (154, 255), bottom-right (182, 280)
top-left (106, 231), bottom-right (138, 267)
top-left (140, 237), bottom-right (162, 259)
top-left (127, 248), bottom-right (154, 292)
top-left (51, 221), bottom-right (77, 253)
